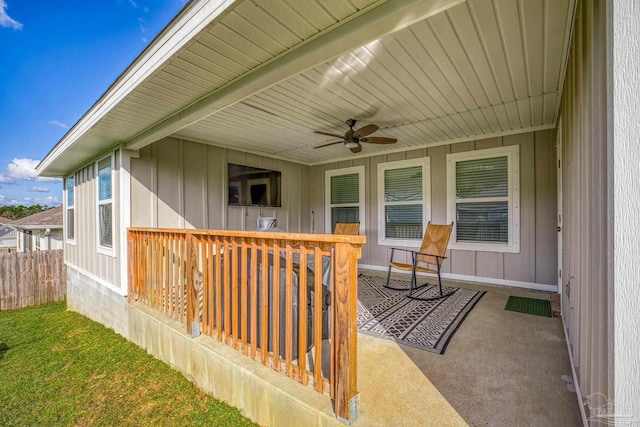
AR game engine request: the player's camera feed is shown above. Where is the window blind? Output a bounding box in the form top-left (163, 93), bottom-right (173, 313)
top-left (383, 166), bottom-right (423, 239)
top-left (456, 156), bottom-right (508, 198)
top-left (456, 201), bottom-right (508, 242)
top-left (331, 174), bottom-right (359, 204)
top-left (384, 166), bottom-right (422, 202)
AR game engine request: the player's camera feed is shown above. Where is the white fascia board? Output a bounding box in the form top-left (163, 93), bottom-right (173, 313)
top-left (37, 0), bottom-right (239, 177)
top-left (125, 0), bottom-right (465, 151)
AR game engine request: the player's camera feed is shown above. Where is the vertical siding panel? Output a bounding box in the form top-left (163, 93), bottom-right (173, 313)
top-left (183, 140), bottom-right (206, 229)
top-left (427, 145), bottom-right (451, 273)
top-left (206, 145), bottom-right (226, 230)
top-left (504, 133), bottom-right (535, 282)
top-left (157, 139), bottom-right (181, 228)
top-left (534, 130), bottom-right (558, 284)
top-left (131, 145), bottom-right (154, 227)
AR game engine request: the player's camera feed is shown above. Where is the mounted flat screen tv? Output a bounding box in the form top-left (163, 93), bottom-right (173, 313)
top-left (228, 163), bottom-right (282, 207)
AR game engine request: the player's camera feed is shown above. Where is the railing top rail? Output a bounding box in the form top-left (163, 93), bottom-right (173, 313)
top-left (128, 227), bottom-right (366, 245)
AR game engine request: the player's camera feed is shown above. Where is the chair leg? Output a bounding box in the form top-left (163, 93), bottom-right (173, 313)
top-left (407, 258), bottom-right (456, 301)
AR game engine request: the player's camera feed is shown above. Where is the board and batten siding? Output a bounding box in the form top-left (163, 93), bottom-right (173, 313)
top-left (130, 137), bottom-right (310, 232)
top-left (64, 155), bottom-right (122, 289)
top-left (310, 130), bottom-right (558, 287)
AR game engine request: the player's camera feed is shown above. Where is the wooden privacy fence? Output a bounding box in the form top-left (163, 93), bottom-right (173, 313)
top-left (0, 249), bottom-right (66, 310)
top-left (128, 228), bottom-right (365, 423)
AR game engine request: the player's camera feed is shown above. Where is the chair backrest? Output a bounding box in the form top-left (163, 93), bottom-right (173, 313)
top-left (417, 222), bottom-right (453, 265)
top-left (334, 222), bottom-right (360, 235)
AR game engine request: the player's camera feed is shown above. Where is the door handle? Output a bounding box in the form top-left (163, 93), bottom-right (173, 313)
top-left (557, 226), bottom-right (561, 232)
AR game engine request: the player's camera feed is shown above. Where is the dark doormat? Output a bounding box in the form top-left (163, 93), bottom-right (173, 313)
top-left (505, 296), bottom-right (552, 317)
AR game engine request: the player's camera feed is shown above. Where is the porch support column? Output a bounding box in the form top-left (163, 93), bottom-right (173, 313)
top-left (608, 0), bottom-right (640, 421)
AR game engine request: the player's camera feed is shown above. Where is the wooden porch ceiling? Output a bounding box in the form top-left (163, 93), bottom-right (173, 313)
top-left (171, 0), bottom-right (575, 165)
top-left (39, 0), bottom-right (576, 175)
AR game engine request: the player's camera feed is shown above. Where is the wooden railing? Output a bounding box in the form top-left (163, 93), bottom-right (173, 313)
top-left (127, 228), bottom-right (365, 422)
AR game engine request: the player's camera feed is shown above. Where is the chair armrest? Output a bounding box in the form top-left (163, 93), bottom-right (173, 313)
top-left (389, 247), bottom-right (415, 254)
top-left (413, 251), bottom-right (447, 260)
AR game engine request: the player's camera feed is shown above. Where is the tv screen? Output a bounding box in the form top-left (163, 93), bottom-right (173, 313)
top-left (228, 163), bottom-right (282, 207)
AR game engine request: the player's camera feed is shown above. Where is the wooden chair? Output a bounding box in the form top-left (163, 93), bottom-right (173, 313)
top-left (385, 222), bottom-right (455, 300)
top-left (334, 222), bottom-right (360, 235)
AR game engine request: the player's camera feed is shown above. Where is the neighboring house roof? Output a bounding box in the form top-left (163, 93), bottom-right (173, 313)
top-left (36, 0), bottom-right (576, 177)
top-left (10, 207), bottom-right (63, 230)
top-left (0, 217), bottom-right (15, 226)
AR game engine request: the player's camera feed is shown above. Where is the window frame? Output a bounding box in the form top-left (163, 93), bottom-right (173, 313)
top-left (96, 153), bottom-right (115, 256)
top-left (65, 174), bottom-right (76, 245)
top-left (377, 157), bottom-right (431, 247)
top-left (324, 166), bottom-right (365, 235)
top-left (446, 145), bottom-right (520, 253)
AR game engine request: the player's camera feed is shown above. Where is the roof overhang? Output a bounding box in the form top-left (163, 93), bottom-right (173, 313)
top-left (38, 0), bottom-right (575, 175)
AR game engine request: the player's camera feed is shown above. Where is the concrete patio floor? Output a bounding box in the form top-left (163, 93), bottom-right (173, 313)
top-left (352, 271), bottom-right (583, 426)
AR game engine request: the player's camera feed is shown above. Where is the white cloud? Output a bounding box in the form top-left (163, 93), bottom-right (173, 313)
top-left (6, 158), bottom-right (61, 182)
top-left (49, 120), bottom-right (69, 129)
top-left (128, 0), bottom-right (138, 8)
top-left (29, 186), bottom-right (50, 193)
top-left (0, 174), bottom-right (12, 183)
top-left (35, 196), bottom-right (60, 205)
top-left (0, 0), bottom-right (22, 30)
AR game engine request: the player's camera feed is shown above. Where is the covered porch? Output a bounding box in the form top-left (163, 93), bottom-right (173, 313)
top-left (126, 227), bottom-right (580, 425)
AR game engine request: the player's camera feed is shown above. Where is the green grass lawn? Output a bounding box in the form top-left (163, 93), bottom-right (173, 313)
top-left (0, 302), bottom-right (258, 426)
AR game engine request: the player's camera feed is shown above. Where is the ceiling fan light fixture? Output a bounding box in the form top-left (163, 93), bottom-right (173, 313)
top-left (345, 141), bottom-right (359, 149)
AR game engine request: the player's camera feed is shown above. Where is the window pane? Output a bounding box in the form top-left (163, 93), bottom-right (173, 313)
top-left (99, 203), bottom-right (113, 248)
top-left (456, 156), bottom-right (508, 198)
top-left (456, 201), bottom-right (508, 242)
top-left (98, 157), bottom-right (112, 201)
top-left (331, 206), bottom-right (359, 232)
top-left (67, 177), bottom-right (74, 206)
top-left (330, 174), bottom-right (359, 204)
top-left (384, 166), bottom-right (422, 202)
top-left (385, 205), bottom-right (422, 239)
top-left (67, 209), bottom-right (74, 240)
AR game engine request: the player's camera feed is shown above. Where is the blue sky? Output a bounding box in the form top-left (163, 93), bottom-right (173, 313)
top-left (0, 0), bottom-right (186, 206)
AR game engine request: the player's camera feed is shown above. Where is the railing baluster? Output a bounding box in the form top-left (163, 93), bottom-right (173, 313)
top-left (272, 241), bottom-right (281, 372)
top-left (250, 239), bottom-right (258, 358)
top-left (285, 243), bottom-right (293, 376)
top-left (313, 245), bottom-right (323, 392)
top-left (260, 239), bottom-right (269, 365)
top-left (240, 240), bottom-right (248, 354)
top-left (298, 244), bottom-right (308, 385)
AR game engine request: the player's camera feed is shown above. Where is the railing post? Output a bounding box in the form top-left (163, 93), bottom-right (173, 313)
top-left (186, 232), bottom-right (200, 337)
top-left (127, 231), bottom-right (134, 301)
top-left (332, 242), bottom-right (359, 424)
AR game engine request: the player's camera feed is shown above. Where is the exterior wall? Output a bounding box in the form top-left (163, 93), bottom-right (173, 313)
top-left (130, 137), bottom-right (310, 232)
top-left (310, 130), bottom-right (558, 287)
top-left (64, 152), bottom-right (123, 291)
top-left (557, 0), bottom-right (637, 423)
top-left (67, 264), bottom-right (129, 337)
top-left (15, 228), bottom-right (63, 251)
top-left (0, 226), bottom-right (16, 249)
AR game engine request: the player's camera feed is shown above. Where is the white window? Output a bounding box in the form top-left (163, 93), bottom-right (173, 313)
top-left (377, 158), bottom-right (430, 247)
top-left (325, 166), bottom-right (365, 234)
top-left (97, 155), bottom-right (113, 252)
top-left (66, 175), bottom-right (75, 242)
top-left (446, 145), bottom-right (520, 253)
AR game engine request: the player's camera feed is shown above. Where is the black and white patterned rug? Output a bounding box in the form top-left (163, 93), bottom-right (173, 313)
top-left (357, 275), bottom-right (485, 354)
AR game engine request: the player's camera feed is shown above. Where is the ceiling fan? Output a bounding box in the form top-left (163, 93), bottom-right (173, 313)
top-left (314, 119), bottom-right (397, 153)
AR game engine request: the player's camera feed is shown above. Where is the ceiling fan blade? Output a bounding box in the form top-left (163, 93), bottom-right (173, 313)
top-left (360, 136), bottom-right (397, 144)
top-left (349, 144), bottom-right (363, 154)
top-left (314, 140), bottom-right (343, 149)
top-left (314, 130), bottom-right (344, 138)
top-left (354, 124), bottom-right (379, 138)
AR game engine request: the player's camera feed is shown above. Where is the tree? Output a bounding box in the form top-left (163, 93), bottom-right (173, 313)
top-left (0, 204), bottom-right (55, 220)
